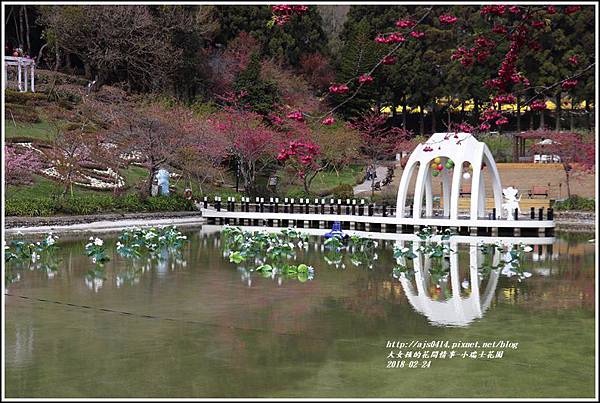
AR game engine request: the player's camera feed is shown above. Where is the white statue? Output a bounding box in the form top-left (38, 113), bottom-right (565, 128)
top-left (502, 187), bottom-right (521, 220)
top-left (156, 168), bottom-right (170, 196)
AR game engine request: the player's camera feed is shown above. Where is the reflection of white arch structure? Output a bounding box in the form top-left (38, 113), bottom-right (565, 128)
top-left (398, 241), bottom-right (501, 327)
top-left (396, 133), bottom-right (504, 220)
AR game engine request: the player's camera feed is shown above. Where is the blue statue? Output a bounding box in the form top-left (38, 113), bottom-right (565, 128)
top-left (156, 168), bottom-right (170, 196)
top-left (324, 221), bottom-right (344, 239)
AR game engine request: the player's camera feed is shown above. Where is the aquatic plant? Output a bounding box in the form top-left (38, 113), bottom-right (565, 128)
top-left (85, 237), bottom-right (110, 264)
top-left (4, 233), bottom-right (59, 263)
top-left (221, 226), bottom-right (314, 283)
top-left (116, 226), bottom-right (188, 258)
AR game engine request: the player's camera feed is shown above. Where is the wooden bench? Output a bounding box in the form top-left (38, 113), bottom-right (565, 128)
top-left (459, 183), bottom-right (471, 196)
top-left (528, 186), bottom-right (549, 198)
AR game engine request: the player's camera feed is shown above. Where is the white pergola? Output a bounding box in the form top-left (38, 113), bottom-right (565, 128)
top-left (4, 56), bottom-right (35, 92)
top-left (396, 132), bottom-right (503, 221)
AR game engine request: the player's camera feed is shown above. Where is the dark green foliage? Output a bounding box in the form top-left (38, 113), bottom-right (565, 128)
top-left (331, 183), bottom-right (354, 199)
top-left (553, 196), bottom-right (595, 211)
top-left (215, 5), bottom-right (328, 66)
top-left (234, 53), bottom-right (280, 115)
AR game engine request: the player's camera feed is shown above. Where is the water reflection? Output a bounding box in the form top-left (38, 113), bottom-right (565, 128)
top-left (395, 238), bottom-right (553, 327)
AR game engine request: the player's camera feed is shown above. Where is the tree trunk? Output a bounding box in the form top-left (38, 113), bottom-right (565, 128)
top-left (54, 42), bottom-right (61, 71)
top-left (586, 99), bottom-right (592, 131)
top-left (564, 164), bottom-right (572, 199)
top-left (539, 109), bottom-right (545, 129)
top-left (474, 98), bottom-right (480, 123)
top-left (516, 96), bottom-right (521, 133)
top-left (555, 92), bottom-right (561, 131)
top-left (402, 96), bottom-right (407, 129)
top-left (431, 102), bottom-right (437, 133)
top-left (23, 6), bottom-right (31, 54)
top-left (419, 103), bottom-right (425, 136)
top-left (18, 7), bottom-right (25, 49)
top-left (13, 10), bottom-right (22, 48)
top-left (460, 99), bottom-right (465, 122)
top-left (529, 110), bottom-right (534, 130)
top-left (570, 100), bottom-right (575, 131)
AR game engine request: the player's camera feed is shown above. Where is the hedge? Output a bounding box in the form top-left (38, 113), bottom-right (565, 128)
top-left (5, 194), bottom-right (196, 217)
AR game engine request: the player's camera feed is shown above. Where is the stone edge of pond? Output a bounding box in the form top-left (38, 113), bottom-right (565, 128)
top-left (4, 212), bottom-right (206, 237)
top-left (4, 211), bottom-right (203, 228)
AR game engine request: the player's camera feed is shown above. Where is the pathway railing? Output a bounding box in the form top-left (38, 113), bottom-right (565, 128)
top-left (198, 196), bottom-right (555, 221)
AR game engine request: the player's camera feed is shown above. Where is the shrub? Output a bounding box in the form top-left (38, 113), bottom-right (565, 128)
top-left (286, 189), bottom-right (312, 199)
top-left (331, 183), bottom-right (354, 200)
top-left (53, 194), bottom-right (114, 215)
top-left (5, 197), bottom-right (56, 216)
top-left (4, 90), bottom-right (47, 105)
top-left (5, 193), bottom-right (198, 217)
top-left (371, 189), bottom-right (398, 205)
top-left (145, 195), bottom-right (194, 212)
top-left (5, 103), bottom-right (40, 123)
top-left (553, 195), bottom-right (595, 211)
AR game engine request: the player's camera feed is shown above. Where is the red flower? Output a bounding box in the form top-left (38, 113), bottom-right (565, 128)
top-left (479, 122), bottom-right (491, 131)
top-left (564, 5), bottom-right (581, 15)
top-left (568, 55), bottom-right (579, 65)
top-left (358, 74), bottom-right (374, 84)
top-left (395, 19), bottom-right (415, 28)
top-left (382, 55), bottom-right (397, 65)
top-left (286, 111), bottom-right (304, 121)
top-left (546, 5), bottom-right (557, 14)
top-left (509, 6), bottom-right (521, 14)
top-left (328, 84), bottom-right (350, 94)
top-left (322, 116), bottom-right (335, 125)
top-left (492, 24), bottom-right (508, 34)
top-left (375, 35), bottom-right (389, 44)
top-left (530, 100), bottom-right (546, 111)
top-left (495, 117), bottom-right (509, 125)
top-left (410, 31), bottom-right (425, 39)
top-left (388, 32), bottom-right (406, 43)
top-left (439, 14), bottom-right (458, 24)
top-left (530, 20), bottom-right (545, 28)
top-left (561, 79), bottom-right (578, 90)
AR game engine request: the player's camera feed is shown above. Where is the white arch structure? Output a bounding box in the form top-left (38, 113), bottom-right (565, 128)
top-left (396, 133), bottom-right (503, 221)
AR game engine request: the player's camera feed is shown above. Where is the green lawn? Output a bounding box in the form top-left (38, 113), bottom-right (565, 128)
top-left (279, 165), bottom-right (364, 196)
top-left (5, 119), bottom-right (54, 141)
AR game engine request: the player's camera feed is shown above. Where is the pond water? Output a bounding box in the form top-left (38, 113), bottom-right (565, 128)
top-left (4, 226), bottom-right (596, 398)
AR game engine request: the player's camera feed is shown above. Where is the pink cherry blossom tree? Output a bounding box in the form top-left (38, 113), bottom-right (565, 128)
top-left (524, 130), bottom-right (595, 198)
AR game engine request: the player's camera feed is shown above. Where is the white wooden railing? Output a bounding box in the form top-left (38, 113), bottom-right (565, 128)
top-left (4, 56), bottom-right (35, 92)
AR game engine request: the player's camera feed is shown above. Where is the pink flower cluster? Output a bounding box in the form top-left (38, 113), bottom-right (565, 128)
top-left (492, 94), bottom-right (516, 105)
top-left (286, 111), bottom-right (304, 122)
top-left (277, 140), bottom-right (321, 177)
top-left (564, 5), bottom-right (581, 15)
top-left (395, 19), bottom-right (415, 28)
top-left (358, 74), bottom-right (374, 84)
top-left (568, 55), bottom-right (579, 65)
top-left (321, 116), bottom-right (335, 125)
top-left (410, 31), bottom-right (425, 39)
top-left (328, 83), bottom-right (350, 94)
top-left (481, 5), bottom-right (506, 16)
top-left (530, 100), bottom-right (547, 111)
top-left (439, 14), bottom-right (458, 24)
top-left (375, 32), bottom-right (406, 44)
top-left (561, 79), bottom-right (578, 90)
top-left (271, 4), bottom-right (309, 25)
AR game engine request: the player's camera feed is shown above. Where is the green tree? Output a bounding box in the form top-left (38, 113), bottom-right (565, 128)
top-left (234, 53), bottom-right (280, 116)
